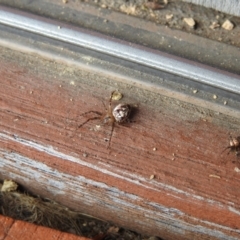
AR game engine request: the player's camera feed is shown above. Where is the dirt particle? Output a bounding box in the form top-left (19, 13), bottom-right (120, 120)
top-left (153, 147), bottom-right (157, 151)
top-left (209, 21), bottom-right (220, 29)
top-left (222, 20), bottom-right (234, 30)
top-left (193, 89), bottom-right (198, 94)
top-left (224, 101), bottom-right (227, 105)
top-left (149, 175), bottom-right (155, 180)
top-left (101, 4), bottom-right (107, 8)
top-left (213, 94), bottom-right (218, 99)
top-left (166, 14), bottom-right (173, 20)
top-left (62, 0), bottom-right (68, 3)
top-left (234, 167), bottom-right (240, 173)
top-left (183, 17), bottom-right (196, 28)
top-left (111, 91), bottom-right (123, 101)
top-left (209, 174), bottom-right (221, 179)
top-left (120, 4), bottom-right (137, 15)
top-left (1, 180), bottom-right (18, 192)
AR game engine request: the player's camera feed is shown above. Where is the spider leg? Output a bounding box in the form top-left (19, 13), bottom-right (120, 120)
top-left (78, 116), bottom-right (101, 128)
top-left (109, 91), bottom-right (115, 108)
top-left (79, 111), bottom-right (102, 116)
top-left (221, 146), bottom-right (231, 155)
top-left (101, 100), bottom-right (107, 111)
top-left (107, 123), bottom-right (114, 149)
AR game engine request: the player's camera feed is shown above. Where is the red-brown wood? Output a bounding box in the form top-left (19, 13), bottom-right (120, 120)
top-left (0, 215), bottom-right (91, 240)
top-left (0, 45), bottom-right (240, 240)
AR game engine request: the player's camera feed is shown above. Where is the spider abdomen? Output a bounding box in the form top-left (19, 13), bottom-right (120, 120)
top-left (112, 104), bottom-right (131, 123)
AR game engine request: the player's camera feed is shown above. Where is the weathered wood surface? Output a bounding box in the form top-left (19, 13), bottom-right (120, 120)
top-left (0, 46), bottom-right (240, 240)
top-left (183, 0), bottom-right (240, 17)
top-left (0, 215), bottom-right (90, 240)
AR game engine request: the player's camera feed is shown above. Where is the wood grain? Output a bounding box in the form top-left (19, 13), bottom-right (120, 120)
top-left (0, 46), bottom-right (240, 240)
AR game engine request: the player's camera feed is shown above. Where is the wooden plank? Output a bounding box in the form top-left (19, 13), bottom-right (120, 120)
top-left (0, 215), bottom-right (91, 240)
top-left (0, 46), bottom-right (240, 240)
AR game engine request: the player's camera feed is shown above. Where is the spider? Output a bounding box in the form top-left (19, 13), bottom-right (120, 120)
top-left (78, 91), bottom-right (131, 148)
top-left (221, 135), bottom-right (240, 156)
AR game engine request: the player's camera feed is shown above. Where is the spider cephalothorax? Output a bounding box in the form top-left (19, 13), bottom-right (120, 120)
top-left (78, 91), bottom-right (131, 147)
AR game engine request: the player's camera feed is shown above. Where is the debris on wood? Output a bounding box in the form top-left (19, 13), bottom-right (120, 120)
top-left (101, 4), bottom-right (107, 9)
top-left (183, 17), bottom-right (196, 28)
top-left (120, 4), bottom-right (137, 15)
top-left (111, 91), bottom-right (123, 101)
top-left (107, 226), bottom-right (120, 233)
top-left (234, 167), bottom-right (240, 173)
top-left (222, 20), bottom-right (234, 30)
top-left (209, 174), bottom-right (221, 179)
top-left (1, 179), bottom-right (18, 192)
top-left (166, 14), bottom-right (173, 20)
top-left (209, 21), bottom-right (220, 29)
top-left (149, 175), bottom-right (155, 180)
top-left (0, 179), bottom-right (147, 238)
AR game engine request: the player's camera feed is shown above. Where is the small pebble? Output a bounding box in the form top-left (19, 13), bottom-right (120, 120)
top-left (234, 167), bottom-right (240, 173)
top-left (149, 175), bottom-right (155, 180)
top-left (183, 17), bottom-right (196, 28)
top-left (193, 89), bottom-right (198, 94)
top-left (222, 20), bottom-right (234, 30)
top-left (153, 147), bottom-right (157, 151)
top-left (224, 101), bottom-right (227, 105)
top-left (213, 94), bottom-right (217, 99)
top-left (166, 14), bottom-right (173, 20)
top-left (111, 91), bottom-right (123, 101)
top-left (209, 21), bottom-right (220, 29)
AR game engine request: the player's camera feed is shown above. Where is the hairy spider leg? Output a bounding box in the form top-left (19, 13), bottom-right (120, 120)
top-left (101, 100), bottom-right (107, 111)
top-left (221, 146), bottom-right (233, 155)
top-left (109, 91), bottom-right (115, 109)
top-left (79, 111), bottom-right (102, 116)
top-left (107, 123), bottom-right (114, 149)
top-left (78, 111), bottom-right (102, 128)
top-left (78, 116), bottom-right (102, 128)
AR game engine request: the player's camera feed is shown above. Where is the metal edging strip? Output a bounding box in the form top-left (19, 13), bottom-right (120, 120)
top-left (0, 5), bottom-right (239, 95)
